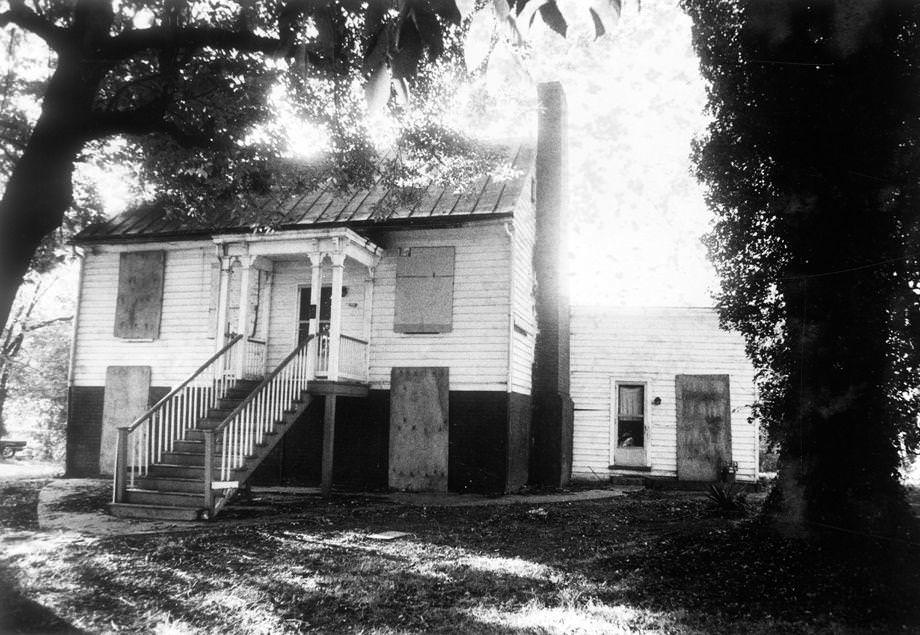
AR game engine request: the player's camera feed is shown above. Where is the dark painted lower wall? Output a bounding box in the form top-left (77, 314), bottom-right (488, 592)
top-left (249, 389), bottom-right (532, 494)
top-left (66, 385), bottom-right (169, 477)
top-left (68, 385), bottom-right (533, 493)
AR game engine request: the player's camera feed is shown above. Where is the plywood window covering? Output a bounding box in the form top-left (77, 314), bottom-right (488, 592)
top-left (394, 247), bottom-right (455, 333)
top-left (114, 251), bottom-right (165, 339)
top-left (617, 384), bottom-right (645, 448)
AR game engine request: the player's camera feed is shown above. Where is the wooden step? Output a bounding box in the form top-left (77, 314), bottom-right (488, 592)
top-left (149, 463), bottom-right (248, 479)
top-left (184, 429), bottom-right (279, 443)
top-left (109, 502), bottom-right (203, 521)
top-left (134, 476), bottom-right (205, 493)
top-left (124, 488), bottom-right (207, 508)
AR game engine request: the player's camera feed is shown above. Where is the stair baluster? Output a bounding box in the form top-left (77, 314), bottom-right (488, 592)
top-left (112, 334), bottom-right (245, 503)
top-left (206, 336), bottom-right (315, 510)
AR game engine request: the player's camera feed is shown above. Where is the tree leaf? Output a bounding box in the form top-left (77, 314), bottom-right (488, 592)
top-left (365, 62), bottom-right (392, 115)
top-left (464, 8), bottom-right (495, 70)
top-left (538, 1), bottom-right (567, 38)
top-left (589, 0), bottom-right (621, 38)
top-left (516, 0), bottom-right (550, 32)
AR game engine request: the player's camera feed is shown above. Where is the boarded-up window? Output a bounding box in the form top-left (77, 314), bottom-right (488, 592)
top-left (394, 247), bottom-right (454, 333)
top-left (114, 251), bottom-right (165, 339)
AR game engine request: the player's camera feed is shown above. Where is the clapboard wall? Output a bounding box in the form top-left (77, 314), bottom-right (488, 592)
top-left (367, 223), bottom-right (511, 392)
top-left (570, 307), bottom-right (758, 482)
top-left (71, 242), bottom-right (216, 387)
top-left (509, 177), bottom-right (537, 395)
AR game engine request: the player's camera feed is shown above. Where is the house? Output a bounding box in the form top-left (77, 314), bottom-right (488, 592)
top-left (67, 83), bottom-right (572, 519)
top-left (570, 306), bottom-right (759, 483)
top-left (65, 82), bottom-right (758, 521)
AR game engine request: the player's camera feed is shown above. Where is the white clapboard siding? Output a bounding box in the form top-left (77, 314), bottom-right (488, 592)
top-left (368, 224), bottom-right (511, 391)
top-left (509, 181), bottom-right (537, 395)
top-left (72, 244), bottom-right (217, 387)
top-left (570, 307), bottom-right (759, 482)
top-left (265, 258), bottom-right (367, 368)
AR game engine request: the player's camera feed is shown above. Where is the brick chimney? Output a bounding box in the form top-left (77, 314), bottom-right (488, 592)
top-left (530, 81), bottom-right (573, 488)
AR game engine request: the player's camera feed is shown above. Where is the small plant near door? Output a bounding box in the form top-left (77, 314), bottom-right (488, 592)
top-left (706, 482), bottom-right (747, 515)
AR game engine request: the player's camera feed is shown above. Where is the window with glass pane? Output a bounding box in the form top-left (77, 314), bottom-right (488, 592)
top-left (617, 385), bottom-right (645, 448)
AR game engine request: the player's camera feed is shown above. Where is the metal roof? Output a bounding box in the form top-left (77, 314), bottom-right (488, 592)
top-left (77, 143), bottom-right (534, 243)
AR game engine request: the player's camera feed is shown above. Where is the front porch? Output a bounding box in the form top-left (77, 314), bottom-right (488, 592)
top-left (214, 228), bottom-right (382, 385)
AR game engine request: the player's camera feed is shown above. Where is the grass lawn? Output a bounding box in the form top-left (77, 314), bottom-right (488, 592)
top-left (1, 480), bottom-right (918, 634)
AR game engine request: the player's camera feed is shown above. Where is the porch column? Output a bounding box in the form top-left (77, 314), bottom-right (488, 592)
top-left (215, 255), bottom-right (232, 352)
top-left (328, 252), bottom-right (346, 381)
top-left (306, 252), bottom-right (323, 377)
top-left (235, 253), bottom-right (253, 379)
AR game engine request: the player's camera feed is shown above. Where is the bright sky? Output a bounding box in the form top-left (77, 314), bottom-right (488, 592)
top-left (528, 1), bottom-right (717, 307)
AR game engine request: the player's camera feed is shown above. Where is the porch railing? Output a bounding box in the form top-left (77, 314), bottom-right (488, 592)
top-left (241, 338), bottom-right (266, 379)
top-left (205, 336), bottom-right (315, 511)
top-left (338, 335), bottom-right (368, 381)
top-left (313, 334), bottom-right (368, 382)
top-left (113, 334), bottom-right (244, 502)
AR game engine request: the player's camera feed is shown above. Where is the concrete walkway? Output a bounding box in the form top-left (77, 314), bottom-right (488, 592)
top-left (36, 479), bottom-right (641, 537)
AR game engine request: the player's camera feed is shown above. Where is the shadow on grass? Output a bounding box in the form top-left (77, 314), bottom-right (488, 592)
top-left (0, 562), bottom-right (85, 634)
top-left (9, 485), bottom-right (920, 632)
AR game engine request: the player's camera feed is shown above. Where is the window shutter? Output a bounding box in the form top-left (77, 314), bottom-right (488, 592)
top-left (394, 247), bottom-right (455, 333)
top-left (114, 251), bottom-right (165, 339)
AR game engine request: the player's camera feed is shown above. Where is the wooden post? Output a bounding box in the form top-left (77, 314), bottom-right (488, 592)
top-left (321, 395), bottom-right (336, 497)
top-left (328, 252), bottom-right (346, 381)
top-left (235, 255), bottom-right (252, 379)
top-left (215, 256), bottom-right (232, 351)
top-left (114, 428), bottom-right (129, 502)
top-left (306, 253), bottom-right (323, 377)
top-left (203, 430), bottom-right (214, 516)
top-left (363, 267), bottom-right (375, 383)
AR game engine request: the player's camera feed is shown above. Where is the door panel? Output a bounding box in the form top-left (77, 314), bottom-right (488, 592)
top-left (675, 374), bottom-right (732, 481)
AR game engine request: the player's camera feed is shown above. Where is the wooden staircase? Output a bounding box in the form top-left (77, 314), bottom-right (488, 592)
top-left (110, 380), bottom-right (315, 520)
top-left (110, 336), bottom-right (323, 521)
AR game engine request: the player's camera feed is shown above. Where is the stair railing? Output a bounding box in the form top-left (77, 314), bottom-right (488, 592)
top-left (112, 334), bottom-right (244, 503)
top-left (204, 335), bottom-right (315, 513)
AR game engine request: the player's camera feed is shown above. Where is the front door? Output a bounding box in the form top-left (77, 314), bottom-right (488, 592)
top-left (297, 286), bottom-right (332, 345)
top-left (613, 382), bottom-right (647, 468)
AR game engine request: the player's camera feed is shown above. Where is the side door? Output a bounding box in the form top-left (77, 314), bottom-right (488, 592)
top-left (611, 381), bottom-right (648, 468)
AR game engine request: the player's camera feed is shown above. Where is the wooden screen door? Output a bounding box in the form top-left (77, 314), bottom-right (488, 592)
top-left (297, 286), bottom-right (332, 345)
top-left (612, 382), bottom-right (647, 467)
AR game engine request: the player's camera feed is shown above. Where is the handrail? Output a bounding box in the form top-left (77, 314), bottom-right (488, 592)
top-left (210, 335), bottom-right (314, 436)
top-left (340, 334), bottom-right (368, 345)
top-left (121, 334), bottom-right (243, 434)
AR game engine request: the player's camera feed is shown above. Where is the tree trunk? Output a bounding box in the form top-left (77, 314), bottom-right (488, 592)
top-left (0, 53), bottom-right (98, 331)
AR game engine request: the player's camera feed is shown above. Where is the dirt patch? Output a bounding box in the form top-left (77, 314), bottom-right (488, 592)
top-left (0, 480), bottom-right (48, 531)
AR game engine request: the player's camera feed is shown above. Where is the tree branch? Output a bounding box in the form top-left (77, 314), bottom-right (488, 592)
top-left (22, 316), bottom-right (72, 333)
top-left (0, 1), bottom-right (68, 51)
top-left (86, 108), bottom-right (214, 148)
top-left (101, 26), bottom-right (286, 62)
